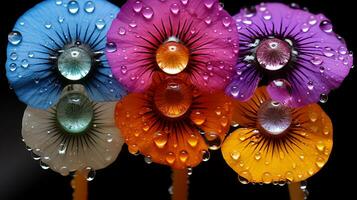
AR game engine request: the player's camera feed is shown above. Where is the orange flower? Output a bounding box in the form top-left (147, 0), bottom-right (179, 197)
top-left (115, 74), bottom-right (232, 169)
top-left (222, 87), bottom-right (332, 183)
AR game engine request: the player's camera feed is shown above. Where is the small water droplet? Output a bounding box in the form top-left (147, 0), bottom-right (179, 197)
top-left (8, 31), bottom-right (22, 45)
top-left (21, 59), bottom-right (29, 68)
top-left (254, 152), bottom-right (261, 160)
top-left (315, 157), bottom-right (325, 168)
top-left (187, 167), bottom-right (193, 175)
top-left (203, 0), bottom-right (215, 9)
top-left (181, 0), bottom-right (189, 5)
top-left (307, 81), bottom-right (314, 90)
top-left (118, 27), bottom-right (126, 35)
top-left (301, 23), bottom-right (310, 32)
top-left (230, 150), bottom-right (240, 160)
top-left (55, 0), bottom-right (63, 5)
top-left (40, 160), bottom-right (50, 170)
top-left (170, 3), bottom-right (180, 15)
top-left (133, 0), bottom-right (143, 13)
top-left (84, 1), bottom-right (95, 13)
top-left (222, 17), bottom-right (231, 27)
top-left (262, 11), bottom-right (272, 20)
top-left (68, 0), bottom-right (79, 14)
top-left (262, 172), bottom-right (272, 184)
top-left (308, 16), bottom-right (317, 25)
top-left (319, 93), bottom-right (328, 103)
top-left (10, 52), bottom-right (18, 60)
top-left (85, 167), bottom-right (96, 181)
top-left (238, 171), bottom-right (252, 184)
top-left (9, 63), bottom-right (17, 71)
top-left (142, 6), bottom-right (154, 20)
top-left (95, 19), bottom-right (106, 30)
top-left (179, 150), bottom-right (189, 162)
top-left (320, 20), bottom-right (333, 33)
top-left (31, 151), bottom-right (41, 160)
top-left (28, 51), bottom-right (34, 58)
top-left (129, 21), bottom-right (137, 28)
top-left (202, 150), bottom-right (210, 161)
top-left (44, 22), bottom-right (52, 29)
top-left (144, 155), bottom-right (152, 164)
top-left (58, 143), bottom-right (66, 154)
top-left (106, 42), bottom-right (117, 53)
top-left (338, 46), bottom-right (347, 55)
top-left (205, 16), bottom-right (212, 25)
top-left (166, 152), bottom-right (176, 164)
top-left (205, 132), bottom-right (222, 150)
top-left (310, 56), bottom-right (323, 65)
top-left (154, 132), bottom-right (167, 148)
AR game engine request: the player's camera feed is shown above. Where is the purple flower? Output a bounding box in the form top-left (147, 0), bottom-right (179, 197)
top-left (226, 3), bottom-right (353, 107)
top-left (106, 0), bottom-right (239, 92)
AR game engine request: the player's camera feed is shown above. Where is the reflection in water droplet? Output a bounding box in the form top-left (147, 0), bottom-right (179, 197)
top-left (68, 0), bottom-right (79, 14)
top-left (8, 31), bottom-right (22, 45)
top-left (320, 20), bottom-right (333, 33)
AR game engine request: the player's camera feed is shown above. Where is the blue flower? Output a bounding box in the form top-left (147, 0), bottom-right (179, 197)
top-left (6, 0), bottom-right (126, 109)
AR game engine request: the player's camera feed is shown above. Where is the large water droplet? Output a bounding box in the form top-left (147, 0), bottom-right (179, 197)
top-left (95, 19), bottom-right (106, 30)
top-left (68, 0), bottom-right (80, 14)
top-left (205, 132), bottom-right (222, 150)
top-left (320, 20), bottom-right (333, 33)
top-left (8, 31), bottom-right (22, 45)
top-left (84, 1), bottom-right (95, 13)
top-left (142, 6), bottom-right (154, 20)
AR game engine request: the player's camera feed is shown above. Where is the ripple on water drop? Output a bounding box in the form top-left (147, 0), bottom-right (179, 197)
top-left (95, 19), bottom-right (106, 30)
top-left (84, 1), bottom-right (95, 13)
top-left (8, 31), bottom-right (22, 45)
top-left (68, 0), bottom-right (79, 14)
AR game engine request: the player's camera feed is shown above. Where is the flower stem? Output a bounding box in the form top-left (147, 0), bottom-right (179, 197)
top-left (172, 169), bottom-right (188, 200)
top-left (288, 182), bottom-right (304, 200)
top-left (71, 170), bottom-right (88, 200)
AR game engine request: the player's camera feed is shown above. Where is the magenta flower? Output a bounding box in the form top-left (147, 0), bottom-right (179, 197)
top-left (226, 3), bottom-right (353, 107)
top-left (106, 0), bottom-right (239, 92)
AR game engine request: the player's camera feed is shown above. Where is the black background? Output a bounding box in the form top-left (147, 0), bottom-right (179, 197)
top-left (1, 0), bottom-right (356, 199)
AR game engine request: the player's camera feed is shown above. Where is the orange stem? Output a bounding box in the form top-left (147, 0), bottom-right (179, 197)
top-left (71, 170), bottom-right (88, 200)
top-left (288, 182), bottom-right (304, 200)
top-left (172, 169), bottom-right (188, 200)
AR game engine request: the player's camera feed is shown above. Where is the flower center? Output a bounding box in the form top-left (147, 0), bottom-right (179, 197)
top-left (257, 101), bottom-right (292, 135)
top-left (58, 47), bottom-right (92, 81)
top-left (156, 38), bottom-right (189, 75)
top-left (56, 92), bottom-right (94, 134)
top-left (154, 79), bottom-right (192, 118)
top-left (256, 38), bottom-right (291, 71)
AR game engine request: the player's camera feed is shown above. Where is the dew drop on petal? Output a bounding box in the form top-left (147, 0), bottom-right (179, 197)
top-left (95, 19), bottom-right (106, 30)
top-left (205, 132), bottom-right (222, 150)
top-left (170, 3), bottom-right (180, 15)
top-left (222, 16), bottom-right (231, 27)
top-left (10, 52), bottom-right (17, 61)
top-left (262, 11), bottom-right (272, 20)
top-left (179, 150), bottom-right (189, 162)
top-left (40, 160), bottom-right (50, 170)
top-left (144, 155), bottom-right (152, 164)
top-left (203, 0), bottom-right (215, 9)
top-left (310, 56), bottom-right (323, 65)
top-left (238, 171), bottom-right (252, 184)
top-left (301, 23), bottom-right (310, 33)
top-left (133, 0), bottom-right (143, 13)
top-left (142, 6), bottom-right (154, 20)
top-left (21, 59), bottom-right (29, 68)
top-left (28, 51), bottom-right (34, 58)
top-left (58, 16), bottom-right (65, 23)
top-left (55, 0), bottom-right (62, 5)
top-left (230, 150), bottom-right (240, 160)
top-left (44, 22), bottom-right (52, 29)
top-left (323, 47), bottom-right (335, 57)
top-left (58, 143), bottom-right (66, 154)
top-left (68, 0), bottom-right (79, 15)
top-left (8, 31), bottom-right (22, 45)
top-left (307, 81), bottom-right (314, 90)
top-left (84, 1), bottom-right (95, 13)
top-left (320, 20), bottom-right (333, 33)
top-left (9, 63), bottom-right (17, 72)
top-left (166, 152), bottom-right (176, 164)
top-left (106, 42), bottom-right (117, 53)
top-left (181, 0), bottom-right (189, 5)
top-left (118, 27), bottom-right (126, 35)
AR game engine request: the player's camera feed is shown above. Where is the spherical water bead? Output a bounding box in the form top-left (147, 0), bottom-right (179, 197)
top-left (133, 1), bottom-right (143, 13)
top-left (106, 42), bottom-right (117, 53)
top-left (57, 47), bottom-right (92, 81)
top-left (142, 6), bottom-right (154, 20)
top-left (56, 93), bottom-right (94, 134)
top-left (256, 38), bottom-right (291, 71)
top-left (55, 0), bottom-right (63, 5)
top-left (156, 38), bottom-right (189, 75)
top-left (202, 150), bottom-right (210, 161)
top-left (118, 27), bottom-right (126, 35)
top-left (320, 20), bottom-right (333, 33)
top-left (154, 79), bottom-right (192, 118)
top-left (21, 59), bottom-right (29, 68)
top-left (84, 1), bottom-right (95, 13)
top-left (257, 101), bottom-right (292, 135)
top-left (40, 160), bottom-right (50, 170)
top-left (319, 93), bottom-right (328, 103)
top-left (95, 19), bottom-right (106, 30)
top-left (144, 155), bottom-right (153, 164)
top-left (68, 0), bottom-right (79, 15)
top-left (9, 63), bottom-right (17, 71)
top-left (8, 31), bottom-right (22, 45)
top-left (310, 56), bottom-right (323, 65)
top-left (238, 170), bottom-right (252, 184)
top-left (205, 132), bottom-right (222, 150)
top-left (58, 143), bottom-right (67, 154)
top-left (10, 52), bottom-right (18, 60)
top-left (85, 167), bottom-right (96, 181)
